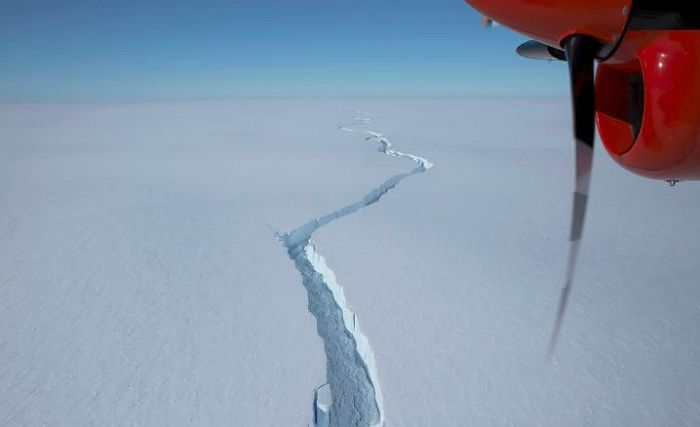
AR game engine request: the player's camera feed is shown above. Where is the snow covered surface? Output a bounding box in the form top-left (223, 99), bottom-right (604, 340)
top-left (2, 98), bottom-right (700, 426)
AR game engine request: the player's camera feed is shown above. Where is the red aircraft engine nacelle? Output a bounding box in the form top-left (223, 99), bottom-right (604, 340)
top-left (466, 0), bottom-right (631, 55)
top-left (597, 30), bottom-right (700, 180)
top-left (466, 0), bottom-right (700, 180)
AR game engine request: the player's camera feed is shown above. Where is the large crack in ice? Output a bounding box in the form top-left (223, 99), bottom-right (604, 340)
top-left (279, 113), bottom-right (432, 427)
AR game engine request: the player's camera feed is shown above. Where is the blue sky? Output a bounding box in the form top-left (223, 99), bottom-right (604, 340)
top-left (1, 0), bottom-right (569, 102)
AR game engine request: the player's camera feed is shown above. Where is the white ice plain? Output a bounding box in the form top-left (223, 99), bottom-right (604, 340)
top-left (2, 98), bottom-right (700, 426)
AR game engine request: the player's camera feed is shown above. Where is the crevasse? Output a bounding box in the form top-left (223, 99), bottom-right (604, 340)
top-left (279, 113), bottom-right (433, 427)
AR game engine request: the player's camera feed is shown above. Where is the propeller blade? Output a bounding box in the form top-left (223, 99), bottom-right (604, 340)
top-left (548, 35), bottom-right (600, 359)
top-left (516, 40), bottom-right (566, 61)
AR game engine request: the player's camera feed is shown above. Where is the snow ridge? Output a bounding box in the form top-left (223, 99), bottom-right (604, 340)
top-left (279, 113), bottom-right (432, 427)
